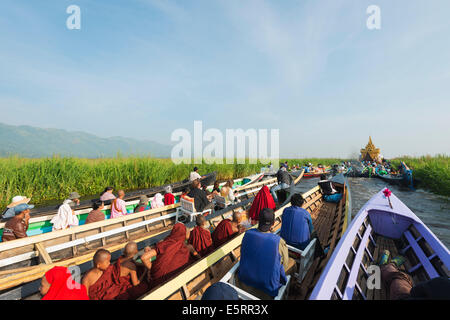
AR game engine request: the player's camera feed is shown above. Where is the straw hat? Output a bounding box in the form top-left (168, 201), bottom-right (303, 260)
top-left (7, 196), bottom-right (31, 208)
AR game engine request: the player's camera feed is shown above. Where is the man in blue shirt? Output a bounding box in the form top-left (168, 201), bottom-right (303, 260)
top-left (280, 194), bottom-right (314, 250)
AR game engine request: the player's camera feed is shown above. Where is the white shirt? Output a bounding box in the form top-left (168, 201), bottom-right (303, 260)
top-left (189, 171), bottom-right (202, 181)
top-left (51, 199), bottom-right (79, 230)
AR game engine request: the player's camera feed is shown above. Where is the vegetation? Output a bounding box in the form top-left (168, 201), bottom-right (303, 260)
top-left (390, 155), bottom-right (450, 197)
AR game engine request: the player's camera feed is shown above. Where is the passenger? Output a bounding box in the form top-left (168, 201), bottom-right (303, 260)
top-left (280, 194), bottom-right (325, 256)
top-left (150, 193), bottom-right (164, 209)
top-left (247, 186), bottom-right (276, 222)
top-left (270, 166), bottom-right (292, 203)
top-left (115, 242), bottom-right (152, 300)
top-left (1, 203), bottom-right (33, 242)
top-left (202, 282), bottom-right (239, 300)
top-left (110, 190), bottom-right (127, 218)
top-left (163, 186), bottom-right (175, 206)
top-left (50, 192), bottom-right (81, 231)
top-left (220, 180), bottom-right (237, 203)
top-left (134, 195), bottom-right (149, 213)
top-left (189, 167), bottom-right (202, 182)
top-left (40, 266), bottom-right (89, 300)
top-left (1, 195), bottom-right (32, 220)
top-left (99, 187), bottom-right (116, 202)
top-left (212, 211), bottom-right (244, 248)
top-left (188, 215), bottom-right (213, 256)
top-left (211, 181), bottom-right (221, 195)
top-left (187, 180), bottom-right (214, 212)
top-left (82, 248), bottom-right (145, 300)
top-left (318, 174), bottom-right (338, 195)
top-left (85, 201), bottom-right (106, 224)
top-left (146, 223), bottom-right (200, 288)
top-left (236, 208), bottom-right (294, 299)
top-left (378, 251), bottom-right (450, 300)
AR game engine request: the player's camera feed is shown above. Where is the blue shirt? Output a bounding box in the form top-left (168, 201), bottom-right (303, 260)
top-left (280, 206), bottom-right (314, 250)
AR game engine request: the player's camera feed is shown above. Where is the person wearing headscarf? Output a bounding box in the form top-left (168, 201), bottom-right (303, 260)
top-left (40, 266), bottom-right (89, 300)
top-left (146, 223), bottom-right (199, 288)
top-left (50, 192), bottom-right (80, 231)
top-left (164, 185), bottom-right (175, 206)
top-left (151, 193), bottom-right (165, 209)
top-left (134, 195), bottom-right (150, 213)
top-left (247, 186), bottom-right (276, 223)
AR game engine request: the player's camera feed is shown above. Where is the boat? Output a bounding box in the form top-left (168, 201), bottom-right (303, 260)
top-left (303, 171), bottom-right (329, 179)
top-left (136, 173), bottom-right (351, 300)
top-left (0, 173), bottom-right (264, 239)
top-left (309, 188), bottom-right (449, 300)
top-left (375, 161), bottom-right (414, 190)
top-left (13, 171), bottom-right (218, 220)
top-left (0, 173), bottom-right (282, 297)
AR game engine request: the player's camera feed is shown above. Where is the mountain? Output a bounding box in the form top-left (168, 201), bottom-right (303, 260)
top-left (0, 123), bottom-right (172, 158)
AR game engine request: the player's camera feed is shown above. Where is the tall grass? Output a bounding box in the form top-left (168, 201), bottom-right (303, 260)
top-left (0, 156), bottom-right (348, 208)
top-left (390, 155), bottom-right (450, 197)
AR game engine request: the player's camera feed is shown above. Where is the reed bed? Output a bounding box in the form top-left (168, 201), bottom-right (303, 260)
top-left (391, 155), bottom-right (450, 197)
top-left (0, 156), bottom-right (348, 208)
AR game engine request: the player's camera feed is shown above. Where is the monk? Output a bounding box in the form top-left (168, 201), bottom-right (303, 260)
top-left (115, 242), bottom-right (152, 300)
top-left (146, 223), bottom-right (200, 288)
top-left (212, 211), bottom-right (244, 248)
top-left (188, 215), bottom-right (213, 256)
top-left (247, 185), bottom-right (276, 223)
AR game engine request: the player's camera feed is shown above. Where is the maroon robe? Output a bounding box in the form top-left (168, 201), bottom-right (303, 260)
top-left (212, 219), bottom-right (236, 248)
top-left (188, 226), bottom-right (213, 256)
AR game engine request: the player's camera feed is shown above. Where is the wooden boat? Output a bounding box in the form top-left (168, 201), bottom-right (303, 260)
top-left (375, 162), bottom-right (414, 190)
top-left (309, 188), bottom-right (449, 300)
top-left (136, 173), bottom-right (351, 300)
top-left (13, 171), bottom-right (218, 219)
top-left (0, 174), bottom-right (280, 298)
top-left (0, 173), bottom-right (262, 239)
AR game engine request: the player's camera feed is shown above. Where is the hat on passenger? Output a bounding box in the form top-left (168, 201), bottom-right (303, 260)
top-left (258, 208), bottom-right (275, 232)
top-left (14, 203), bottom-right (34, 215)
top-left (68, 192), bottom-right (80, 200)
top-left (7, 196), bottom-right (31, 208)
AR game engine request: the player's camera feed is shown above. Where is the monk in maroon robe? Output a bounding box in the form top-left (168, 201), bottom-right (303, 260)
top-left (188, 215), bottom-right (213, 256)
top-left (247, 185), bottom-right (276, 222)
top-left (146, 223), bottom-right (199, 289)
top-left (212, 211), bottom-right (244, 248)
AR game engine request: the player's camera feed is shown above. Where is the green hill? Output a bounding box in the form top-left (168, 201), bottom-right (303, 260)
top-left (0, 123), bottom-right (172, 158)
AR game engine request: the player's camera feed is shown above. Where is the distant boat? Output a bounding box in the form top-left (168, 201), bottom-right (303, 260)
top-left (310, 188), bottom-right (449, 300)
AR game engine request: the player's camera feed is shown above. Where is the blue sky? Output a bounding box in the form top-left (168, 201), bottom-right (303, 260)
top-left (0, 0), bottom-right (449, 158)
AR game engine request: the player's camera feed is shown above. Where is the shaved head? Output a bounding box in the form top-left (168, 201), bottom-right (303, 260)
top-left (93, 249), bottom-right (111, 266)
top-left (232, 211), bottom-right (242, 224)
top-left (118, 190), bottom-right (125, 198)
top-left (196, 215), bottom-right (206, 227)
top-left (124, 241), bottom-right (138, 257)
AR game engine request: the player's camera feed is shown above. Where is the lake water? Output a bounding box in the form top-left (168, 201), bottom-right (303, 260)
top-left (294, 177), bottom-right (450, 249)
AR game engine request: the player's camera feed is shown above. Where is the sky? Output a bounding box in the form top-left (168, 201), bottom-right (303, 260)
top-left (0, 0), bottom-right (449, 158)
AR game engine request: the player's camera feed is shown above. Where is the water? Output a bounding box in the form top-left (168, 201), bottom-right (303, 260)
top-left (294, 177), bottom-right (450, 249)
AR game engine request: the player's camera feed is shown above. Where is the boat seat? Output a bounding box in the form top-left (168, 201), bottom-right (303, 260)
top-left (214, 195), bottom-right (230, 209)
top-left (219, 262), bottom-right (291, 300)
top-left (177, 197), bottom-right (212, 223)
top-left (274, 229), bottom-right (317, 283)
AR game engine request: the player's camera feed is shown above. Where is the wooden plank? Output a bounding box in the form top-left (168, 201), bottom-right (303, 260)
top-left (35, 243), bottom-right (52, 265)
